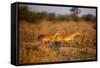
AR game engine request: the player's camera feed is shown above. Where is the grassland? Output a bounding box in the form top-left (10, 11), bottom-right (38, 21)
top-left (19, 20), bottom-right (96, 64)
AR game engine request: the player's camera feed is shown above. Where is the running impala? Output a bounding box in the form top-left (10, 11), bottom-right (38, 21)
top-left (38, 32), bottom-right (81, 46)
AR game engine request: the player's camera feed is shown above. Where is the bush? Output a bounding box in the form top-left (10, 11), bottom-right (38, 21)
top-left (81, 14), bottom-right (96, 22)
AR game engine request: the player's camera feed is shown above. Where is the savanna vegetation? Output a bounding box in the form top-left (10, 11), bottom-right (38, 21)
top-left (19, 6), bottom-right (96, 64)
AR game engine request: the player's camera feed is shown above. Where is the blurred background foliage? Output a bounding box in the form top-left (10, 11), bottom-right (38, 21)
top-left (19, 6), bottom-right (96, 23)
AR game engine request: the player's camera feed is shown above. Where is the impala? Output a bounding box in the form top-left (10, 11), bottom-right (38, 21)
top-left (38, 32), bottom-right (81, 47)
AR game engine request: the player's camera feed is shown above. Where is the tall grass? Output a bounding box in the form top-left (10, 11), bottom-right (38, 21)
top-left (19, 20), bottom-right (96, 64)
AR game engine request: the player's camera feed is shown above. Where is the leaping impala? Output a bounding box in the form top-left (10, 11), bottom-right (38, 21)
top-left (38, 32), bottom-right (81, 47)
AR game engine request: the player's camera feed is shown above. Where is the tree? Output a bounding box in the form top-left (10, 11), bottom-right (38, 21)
top-left (70, 7), bottom-right (81, 16)
top-left (19, 6), bottom-right (30, 20)
top-left (70, 7), bottom-right (81, 21)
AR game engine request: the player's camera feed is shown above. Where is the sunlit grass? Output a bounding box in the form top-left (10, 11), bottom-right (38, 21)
top-left (19, 20), bottom-right (96, 64)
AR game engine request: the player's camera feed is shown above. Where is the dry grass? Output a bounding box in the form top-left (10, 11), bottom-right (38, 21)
top-left (19, 20), bottom-right (96, 64)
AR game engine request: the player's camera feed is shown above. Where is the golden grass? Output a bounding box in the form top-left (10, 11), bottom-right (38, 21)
top-left (19, 20), bottom-right (96, 64)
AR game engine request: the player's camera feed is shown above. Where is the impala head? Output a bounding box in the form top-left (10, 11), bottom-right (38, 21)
top-left (61, 32), bottom-right (81, 41)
